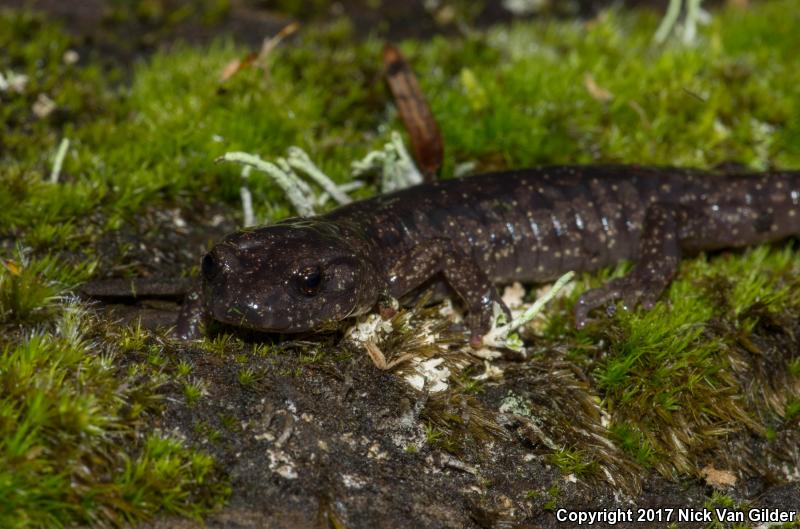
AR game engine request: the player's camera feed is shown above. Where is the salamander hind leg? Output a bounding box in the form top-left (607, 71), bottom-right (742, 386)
top-left (574, 204), bottom-right (682, 329)
top-left (386, 238), bottom-right (509, 348)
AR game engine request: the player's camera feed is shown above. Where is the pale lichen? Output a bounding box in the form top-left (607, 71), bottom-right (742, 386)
top-left (481, 271), bottom-right (575, 353)
top-left (351, 131), bottom-right (423, 193)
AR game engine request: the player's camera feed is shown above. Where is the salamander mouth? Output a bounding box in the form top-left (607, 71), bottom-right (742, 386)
top-left (208, 304), bottom-right (292, 332)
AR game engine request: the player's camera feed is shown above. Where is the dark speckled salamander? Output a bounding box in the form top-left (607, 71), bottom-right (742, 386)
top-left (176, 165), bottom-right (800, 346)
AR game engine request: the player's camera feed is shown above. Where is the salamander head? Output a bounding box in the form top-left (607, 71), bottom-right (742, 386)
top-left (200, 220), bottom-right (382, 332)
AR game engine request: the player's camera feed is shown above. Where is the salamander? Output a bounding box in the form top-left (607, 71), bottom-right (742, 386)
top-left (176, 165), bottom-right (800, 346)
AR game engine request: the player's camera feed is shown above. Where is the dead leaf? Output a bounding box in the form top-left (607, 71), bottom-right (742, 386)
top-left (220, 52), bottom-right (257, 82)
top-left (383, 43), bottom-right (443, 182)
top-left (502, 282), bottom-right (525, 309)
top-left (584, 73), bottom-right (614, 103)
top-left (256, 21), bottom-right (301, 68)
top-left (2, 259), bottom-right (21, 276)
top-left (365, 340), bottom-right (414, 371)
top-left (701, 464), bottom-right (737, 488)
top-left (219, 21), bottom-right (300, 83)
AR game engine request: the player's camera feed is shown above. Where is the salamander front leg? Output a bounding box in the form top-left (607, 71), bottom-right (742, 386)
top-left (174, 283), bottom-right (208, 340)
top-left (574, 204), bottom-right (681, 329)
top-left (386, 238), bottom-right (509, 347)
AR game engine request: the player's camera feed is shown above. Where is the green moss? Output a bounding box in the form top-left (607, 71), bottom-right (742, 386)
top-left (542, 484), bottom-right (560, 511)
top-left (117, 435), bottom-right (228, 520)
top-left (176, 359), bottom-right (194, 378)
top-left (236, 366), bottom-right (265, 388)
top-left (421, 3), bottom-right (799, 173)
top-left (784, 399), bottom-right (800, 422)
top-left (5, 1), bottom-right (799, 251)
top-left (705, 492), bottom-right (750, 529)
top-left (219, 413), bottom-right (239, 433)
top-left (200, 333), bottom-right (239, 356)
top-left (0, 250), bottom-right (95, 324)
top-left (0, 303), bottom-right (227, 528)
top-left (423, 423), bottom-right (457, 454)
top-left (118, 322), bottom-right (150, 351)
top-left (194, 421), bottom-right (222, 444)
top-left (1, 4), bottom-right (797, 301)
top-left (561, 244), bottom-right (800, 477)
top-left (183, 378), bottom-right (208, 407)
top-left (609, 423), bottom-right (658, 468)
top-left (547, 448), bottom-right (598, 478)
top-left (456, 372), bottom-right (485, 395)
top-left (146, 345), bottom-right (168, 368)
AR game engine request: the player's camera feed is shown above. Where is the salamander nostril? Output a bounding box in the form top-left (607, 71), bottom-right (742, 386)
top-left (201, 253), bottom-right (218, 281)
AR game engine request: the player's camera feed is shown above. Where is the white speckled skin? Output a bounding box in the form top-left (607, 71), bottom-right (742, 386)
top-left (176, 165), bottom-right (800, 343)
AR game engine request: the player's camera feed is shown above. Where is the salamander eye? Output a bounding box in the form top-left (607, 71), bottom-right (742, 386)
top-left (296, 266), bottom-right (322, 296)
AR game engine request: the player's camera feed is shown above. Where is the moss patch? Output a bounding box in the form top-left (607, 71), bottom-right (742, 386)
top-left (0, 290), bottom-right (228, 528)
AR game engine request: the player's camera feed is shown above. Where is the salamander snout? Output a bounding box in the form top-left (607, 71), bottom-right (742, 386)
top-left (201, 245), bottom-right (240, 284)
